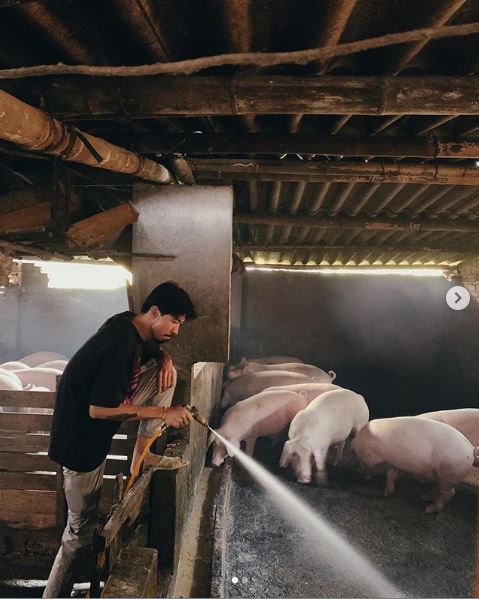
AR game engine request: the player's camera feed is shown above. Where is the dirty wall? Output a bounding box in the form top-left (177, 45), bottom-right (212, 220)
top-left (237, 271), bottom-right (479, 418)
top-left (0, 263), bottom-right (128, 362)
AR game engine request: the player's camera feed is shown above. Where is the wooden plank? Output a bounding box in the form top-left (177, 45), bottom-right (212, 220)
top-left (0, 433), bottom-right (50, 452)
top-left (66, 203), bottom-right (139, 249)
top-left (0, 452), bottom-right (55, 472)
top-left (0, 433), bottom-right (135, 454)
top-left (0, 489), bottom-right (56, 528)
top-left (236, 243), bottom-right (476, 255)
top-left (102, 468), bottom-right (154, 546)
top-left (3, 76), bottom-right (479, 119)
top-left (195, 158), bottom-right (479, 185)
top-left (234, 214), bottom-right (479, 233)
top-left (0, 412), bottom-right (52, 432)
top-left (0, 390), bottom-right (55, 408)
top-left (112, 133), bottom-right (479, 160)
top-left (0, 471), bottom-right (56, 491)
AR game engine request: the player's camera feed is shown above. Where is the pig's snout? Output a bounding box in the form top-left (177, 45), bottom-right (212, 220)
top-left (474, 446), bottom-right (479, 467)
top-left (211, 447), bottom-right (227, 467)
top-left (297, 476), bottom-right (311, 484)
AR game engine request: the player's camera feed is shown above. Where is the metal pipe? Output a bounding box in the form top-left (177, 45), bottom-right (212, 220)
top-left (0, 90), bottom-right (173, 184)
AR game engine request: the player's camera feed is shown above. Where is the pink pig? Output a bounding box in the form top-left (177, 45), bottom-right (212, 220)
top-left (280, 388), bottom-right (369, 484)
top-left (221, 370), bottom-right (312, 408)
top-left (352, 416), bottom-right (479, 513)
top-left (228, 361), bottom-right (336, 382)
top-left (209, 388), bottom-right (315, 466)
top-left (418, 408), bottom-right (479, 446)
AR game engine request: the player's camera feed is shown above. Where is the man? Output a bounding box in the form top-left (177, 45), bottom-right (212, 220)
top-left (44, 281), bottom-right (196, 598)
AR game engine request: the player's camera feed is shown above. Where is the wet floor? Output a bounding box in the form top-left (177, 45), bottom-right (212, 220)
top-left (220, 441), bottom-right (477, 598)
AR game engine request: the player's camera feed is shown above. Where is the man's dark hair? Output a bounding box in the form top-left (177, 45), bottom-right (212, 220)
top-left (141, 281), bottom-right (197, 320)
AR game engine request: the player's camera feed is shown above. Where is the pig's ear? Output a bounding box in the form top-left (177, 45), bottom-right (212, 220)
top-left (228, 368), bottom-right (242, 380)
top-left (279, 441), bottom-right (293, 468)
top-left (239, 357), bottom-right (248, 367)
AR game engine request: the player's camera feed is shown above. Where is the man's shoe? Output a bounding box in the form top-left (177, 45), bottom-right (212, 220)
top-left (144, 453), bottom-right (189, 470)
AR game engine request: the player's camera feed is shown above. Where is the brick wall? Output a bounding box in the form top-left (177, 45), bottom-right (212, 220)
top-left (457, 256), bottom-right (479, 304)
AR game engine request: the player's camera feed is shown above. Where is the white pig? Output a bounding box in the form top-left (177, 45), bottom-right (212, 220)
top-left (245, 356), bottom-right (303, 365)
top-left (229, 361), bottom-right (336, 382)
top-left (210, 388), bottom-right (319, 466)
top-left (267, 382), bottom-right (341, 402)
top-left (221, 370), bottom-right (312, 408)
top-left (352, 416), bottom-right (479, 513)
top-left (19, 352), bottom-right (68, 368)
top-left (12, 367), bottom-right (62, 391)
top-left (37, 360), bottom-right (68, 371)
top-left (280, 389), bottom-right (369, 484)
top-left (0, 361), bottom-right (29, 371)
top-left (418, 408), bottom-right (479, 446)
top-left (0, 369), bottom-right (23, 390)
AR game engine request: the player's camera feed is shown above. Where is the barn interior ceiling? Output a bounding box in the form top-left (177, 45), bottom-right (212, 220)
top-left (0, 0), bottom-right (479, 269)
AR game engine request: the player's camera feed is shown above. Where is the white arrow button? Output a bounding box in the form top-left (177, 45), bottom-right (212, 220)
top-left (446, 286), bottom-right (471, 311)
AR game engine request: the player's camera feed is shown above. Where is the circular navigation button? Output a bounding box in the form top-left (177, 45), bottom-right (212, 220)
top-left (446, 286), bottom-right (471, 311)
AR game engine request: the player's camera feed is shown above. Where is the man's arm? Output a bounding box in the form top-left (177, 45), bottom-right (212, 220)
top-left (157, 350), bottom-right (175, 392)
top-left (89, 403), bottom-right (191, 428)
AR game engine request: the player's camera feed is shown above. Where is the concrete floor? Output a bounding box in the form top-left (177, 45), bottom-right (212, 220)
top-left (217, 440), bottom-right (478, 598)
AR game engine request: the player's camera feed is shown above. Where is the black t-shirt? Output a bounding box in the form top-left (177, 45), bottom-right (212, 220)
top-left (48, 311), bottom-right (160, 472)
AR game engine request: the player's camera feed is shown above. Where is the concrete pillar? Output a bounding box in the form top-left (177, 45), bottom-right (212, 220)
top-left (132, 185), bottom-right (233, 369)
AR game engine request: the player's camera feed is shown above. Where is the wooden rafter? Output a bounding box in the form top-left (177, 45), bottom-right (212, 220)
top-left (234, 213), bottom-right (479, 233)
top-left (120, 133), bottom-right (479, 159)
top-left (195, 159), bottom-right (479, 185)
top-left (2, 76), bottom-right (479, 119)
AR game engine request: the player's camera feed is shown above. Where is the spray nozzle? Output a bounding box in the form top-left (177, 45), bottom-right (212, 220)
top-left (186, 405), bottom-right (209, 428)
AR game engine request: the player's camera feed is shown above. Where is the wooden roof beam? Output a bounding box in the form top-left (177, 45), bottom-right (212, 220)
top-left (195, 159), bottom-right (479, 185)
top-left (234, 213), bottom-right (479, 233)
top-left (4, 76), bottom-right (479, 119)
top-left (236, 243), bottom-right (476, 255)
top-left (112, 133), bottom-right (479, 159)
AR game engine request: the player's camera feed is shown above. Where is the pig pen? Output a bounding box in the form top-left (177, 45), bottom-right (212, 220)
top-left (0, 362), bottom-right (223, 597)
top-left (211, 443), bottom-right (478, 598)
top-left (214, 270), bottom-right (479, 597)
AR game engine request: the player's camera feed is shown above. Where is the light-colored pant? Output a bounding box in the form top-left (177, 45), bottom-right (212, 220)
top-left (43, 366), bottom-right (177, 598)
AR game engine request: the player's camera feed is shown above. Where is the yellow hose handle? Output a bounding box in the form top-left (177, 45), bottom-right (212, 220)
top-left (124, 423), bottom-right (167, 496)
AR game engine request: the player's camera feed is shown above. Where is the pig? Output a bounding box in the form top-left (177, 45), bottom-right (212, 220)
top-left (221, 370), bottom-right (312, 408)
top-left (267, 382), bottom-right (341, 402)
top-left (18, 351), bottom-right (68, 368)
top-left (0, 369), bottom-right (23, 390)
top-left (245, 356), bottom-right (303, 365)
top-left (418, 408), bottom-right (479, 446)
top-left (228, 361), bottom-right (336, 382)
top-left (0, 361), bottom-right (29, 371)
top-left (209, 388), bottom-right (319, 466)
top-left (352, 416), bottom-right (479, 513)
top-left (37, 360), bottom-right (68, 371)
top-left (12, 367), bottom-right (62, 392)
top-left (280, 389), bottom-right (369, 484)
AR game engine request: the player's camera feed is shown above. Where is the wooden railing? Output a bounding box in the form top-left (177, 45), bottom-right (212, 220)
top-left (0, 389), bottom-right (136, 533)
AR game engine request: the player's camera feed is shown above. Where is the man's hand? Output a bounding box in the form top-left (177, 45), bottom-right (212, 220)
top-left (161, 406), bottom-right (192, 429)
top-left (158, 351), bottom-right (175, 392)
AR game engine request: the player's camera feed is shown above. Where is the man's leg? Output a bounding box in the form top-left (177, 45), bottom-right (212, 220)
top-left (43, 462), bottom-right (105, 598)
top-left (131, 367), bottom-right (187, 471)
